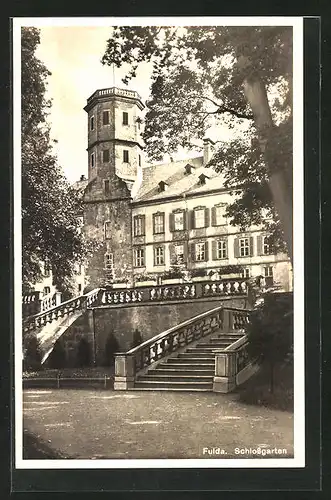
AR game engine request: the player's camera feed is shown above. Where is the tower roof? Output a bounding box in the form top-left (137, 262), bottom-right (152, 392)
top-left (84, 87), bottom-right (145, 112)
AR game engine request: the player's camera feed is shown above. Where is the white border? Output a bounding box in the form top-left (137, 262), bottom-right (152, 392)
top-left (13, 16), bottom-right (304, 470)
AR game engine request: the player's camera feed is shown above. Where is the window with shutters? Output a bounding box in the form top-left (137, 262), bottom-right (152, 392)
top-left (264, 266), bottom-right (273, 278)
top-left (123, 150), bottom-right (129, 163)
top-left (90, 115), bottom-right (94, 131)
top-left (154, 246), bottom-right (165, 266)
top-left (194, 208), bottom-right (205, 228)
top-left (215, 205), bottom-right (225, 225)
top-left (134, 248), bottom-right (145, 267)
top-left (195, 242), bottom-right (206, 261)
top-left (174, 211), bottom-right (184, 231)
top-left (153, 213), bottom-right (164, 234)
top-left (239, 238), bottom-right (250, 257)
top-left (241, 268), bottom-right (250, 278)
top-left (263, 236), bottom-right (271, 255)
top-left (103, 110), bottom-right (110, 125)
top-left (217, 240), bottom-right (227, 259)
top-left (104, 221), bottom-right (112, 239)
top-left (103, 149), bottom-right (109, 163)
top-left (122, 111), bottom-right (129, 125)
top-left (90, 152), bottom-right (95, 168)
top-left (175, 244), bottom-right (184, 264)
top-left (133, 216), bottom-right (145, 236)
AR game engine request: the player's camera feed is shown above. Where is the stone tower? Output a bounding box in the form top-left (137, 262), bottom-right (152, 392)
top-left (82, 87), bottom-right (145, 288)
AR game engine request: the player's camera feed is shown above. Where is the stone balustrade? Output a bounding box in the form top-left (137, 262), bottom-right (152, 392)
top-left (22, 291), bottom-right (62, 317)
top-left (114, 306), bottom-right (251, 390)
top-left (22, 288), bottom-right (102, 335)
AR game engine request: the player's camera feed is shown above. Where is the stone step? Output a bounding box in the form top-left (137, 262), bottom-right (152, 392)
top-left (177, 352), bottom-right (215, 358)
top-left (137, 374), bottom-right (213, 382)
top-left (166, 358), bottom-right (215, 365)
top-left (210, 336), bottom-right (243, 341)
top-left (134, 380), bottom-right (213, 390)
top-left (193, 344), bottom-right (229, 349)
top-left (147, 368), bottom-right (215, 376)
top-left (131, 387), bottom-right (212, 392)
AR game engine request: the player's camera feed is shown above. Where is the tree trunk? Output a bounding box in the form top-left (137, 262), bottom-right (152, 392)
top-left (269, 360), bottom-right (275, 394)
top-left (240, 66), bottom-right (293, 263)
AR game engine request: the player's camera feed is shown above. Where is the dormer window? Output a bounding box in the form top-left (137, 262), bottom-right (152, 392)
top-left (158, 181), bottom-right (168, 192)
top-left (198, 173), bottom-right (210, 185)
top-left (184, 163), bottom-right (194, 175)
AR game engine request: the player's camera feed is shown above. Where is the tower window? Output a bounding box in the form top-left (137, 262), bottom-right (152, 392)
top-left (90, 152), bottom-right (95, 168)
top-left (105, 221), bottom-right (111, 239)
top-left (90, 116), bottom-right (94, 131)
top-left (104, 180), bottom-right (110, 195)
top-left (122, 112), bottom-right (129, 125)
top-left (103, 110), bottom-right (110, 125)
top-left (139, 154), bottom-right (141, 167)
top-left (123, 150), bottom-right (129, 163)
top-left (103, 149), bottom-right (109, 163)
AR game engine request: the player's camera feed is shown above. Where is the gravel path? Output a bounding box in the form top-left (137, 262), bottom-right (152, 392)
top-left (23, 388), bottom-right (293, 459)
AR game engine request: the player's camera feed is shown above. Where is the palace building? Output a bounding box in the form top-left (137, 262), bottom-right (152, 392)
top-left (80, 87), bottom-right (292, 292)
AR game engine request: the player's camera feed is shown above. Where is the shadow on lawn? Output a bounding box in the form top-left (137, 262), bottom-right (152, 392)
top-left (23, 429), bottom-right (68, 459)
top-left (236, 362), bottom-right (294, 412)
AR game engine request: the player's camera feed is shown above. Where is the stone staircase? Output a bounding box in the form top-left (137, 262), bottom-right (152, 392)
top-left (133, 331), bottom-right (244, 391)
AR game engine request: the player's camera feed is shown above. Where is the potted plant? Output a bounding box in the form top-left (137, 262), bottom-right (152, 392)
top-left (190, 268), bottom-right (209, 282)
top-left (218, 265), bottom-right (244, 279)
top-left (161, 268), bottom-right (184, 285)
top-left (134, 274), bottom-right (158, 287)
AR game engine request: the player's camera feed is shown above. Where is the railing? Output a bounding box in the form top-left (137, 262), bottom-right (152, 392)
top-left (87, 87), bottom-right (141, 104)
top-left (101, 278), bottom-right (248, 306)
top-left (22, 292), bottom-right (62, 317)
top-left (22, 288), bottom-right (102, 335)
top-left (114, 306), bottom-right (250, 390)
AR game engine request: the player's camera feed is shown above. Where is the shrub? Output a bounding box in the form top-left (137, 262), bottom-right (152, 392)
top-left (219, 264), bottom-right (244, 275)
top-left (131, 328), bottom-right (143, 349)
top-left (190, 268), bottom-right (207, 278)
top-left (161, 268), bottom-right (183, 280)
top-left (134, 273), bottom-right (157, 282)
top-left (76, 337), bottom-right (92, 367)
top-left (103, 332), bottom-right (120, 366)
top-left (48, 338), bottom-right (67, 369)
top-left (245, 292), bottom-right (293, 393)
top-left (23, 334), bottom-right (42, 371)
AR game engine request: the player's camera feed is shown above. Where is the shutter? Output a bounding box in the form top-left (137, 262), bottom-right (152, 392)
top-left (204, 207), bottom-right (210, 227)
top-left (183, 242), bottom-right (188, 263)
top-left (204, 241), bottom-right (209, 261)
top-left (249, 236), bottom-right (254, 256)
top-left (152, 214), bottom-right (156, 234)
top-left (225, 239), bottom-right (229, 258)
top-left (182, 210), bottom-right (187, 230)
top-left (234, 238), bottom-right (240, 258)
top-left (257, 235), bottom-right (262, 255)
top-left (211, 206), bottom-right (216, 226)
top-left (169, 244), bottom-right (176, 266)
top-left (212, 240), bottom-right (217, 260)
top-left (141, 215), bottom-right (146, 236)
top-left (190, 210), bottom-right (195, 229)
top-left (190, 242), bottom-right (196, 262)
top-left (169, 213), bottom-right (175, 232)
top-left (153, 246), bottom-right (157, 266)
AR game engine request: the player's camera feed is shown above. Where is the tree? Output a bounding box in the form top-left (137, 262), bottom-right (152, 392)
top-left (23, 334), bottom-right (42, 371)
top-left (76, 337), bottom-right (92, 367)
top-left (21, 27), bottom-right (93, 292)
top-left (48, 338), bottom-right (67, 369)
top-left (103, 332), bottom-right (120, 366)
top-left (101, 26), bottom-right (293, 259)
top-left (130, 328), bottom-right (143, 349)
top-left (245, 292), bottom-right (293, 392)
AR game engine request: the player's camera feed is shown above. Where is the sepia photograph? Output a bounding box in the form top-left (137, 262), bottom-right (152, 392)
top-left (13, 17), bottom-right (305, 469)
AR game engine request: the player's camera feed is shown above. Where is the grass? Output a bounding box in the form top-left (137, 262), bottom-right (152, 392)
top-left (236, 362), bottom-right (293, 412)
top-left (23, 366), bottom-right (115, 379)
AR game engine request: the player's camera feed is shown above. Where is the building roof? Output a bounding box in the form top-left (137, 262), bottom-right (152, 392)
top-left (132, 156), bottom-right (226, 203)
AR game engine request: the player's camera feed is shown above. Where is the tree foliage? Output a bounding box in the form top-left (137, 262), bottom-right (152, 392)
top-left (21, 27), bottom-right (92, 292)
top-left (102, 26), bottom-right (292, 253)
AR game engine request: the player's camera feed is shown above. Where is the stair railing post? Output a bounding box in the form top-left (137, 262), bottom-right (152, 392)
top-left (213, 350), bottom-right (237, 393)
top-left (114, 353), bottom-right (136, 390)
top-left (223, 308), bottom-right (233, 332)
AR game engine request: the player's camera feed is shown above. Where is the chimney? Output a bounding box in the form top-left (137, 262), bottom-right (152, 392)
top-left (203, 138), bottom-right (215, 166)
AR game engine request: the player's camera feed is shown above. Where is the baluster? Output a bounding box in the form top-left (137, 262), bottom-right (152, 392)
top-left (233, 281), bottom-right (239, 293)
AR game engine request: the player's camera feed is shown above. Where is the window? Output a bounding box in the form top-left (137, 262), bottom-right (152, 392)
top-left (103, 149), bottom-right (109, 163)
top-left (90, 152), bottom-right (95, 168)
top-left (139, 154), bottom-right (141, 167)
top-left (133, 216), bottom-right (145, 236)
top-left (104, 180), bottom-right (110, 195)
top-left (195, 242), bottom-right (206, 261)
top-left (263, 236), bottom-right (271, 255)
top-left (241, 268), bottom-right (250, 278)
top-left (154, 246), bottom-right (165, 266)
top-left (104, 221), bottom-right (111, 239)
top-left (78, 284), bottom-right (82, 293)
top-left (239, 238), bottom-right (250, 257)
top-left (104, 253), bottom-right (114, 269)
top-left (153, 213), bottom-right (164, 234)
top-left (122, 112), bottom-right (129, 125)
top-left (123, 150), bottom-right (129, 163)
top-left (264, 266), bottom-right (273, 278)
top-left (217, 240), bottom-right (227, 259)
top-left (90, 116), bottom-right (94, 131)
top-left (158, 181), bottom-right (168, 192)
top-left (43, 286), bottom-right (51, 296)
top-left (44, 261), bottom-right (51, 277)
top-left (174, 211), bottom-right (184, 231)
top-left (175, 244), bottom-right (184, 264)
top-left (134, 248), bottom-right (145, 267)
top-left (103, 110), bottom-right (110, 125)
top-left (194, 208), bottom-right (205, 228)
top-left (215, 206), bottom-right (225, 225)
